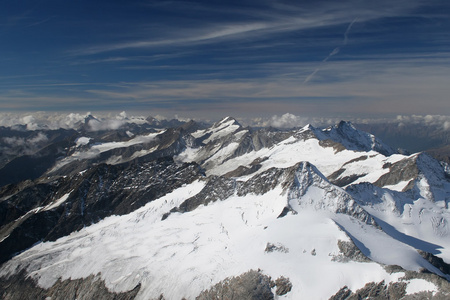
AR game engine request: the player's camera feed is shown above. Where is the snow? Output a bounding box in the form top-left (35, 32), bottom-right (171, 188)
top-left (1, 119), bottom-right (449, 299)
top-left (333, 214), bottom-right (442, 274)
top-left (75, 137), bottom-right (91, 147)
top-left (104, 147), bottom-right (159, 165)
top-left (44, 192), bottom-right (71, 211)
top-left (174, 146), bottom-right (201, 163)
top-left (384, 180), bottom-right (411, 192)
top-left (88, 131), bottom-right (161, 153)
top-left (204, 142), bottom-right (240, 166)
top-left (0, 235), bottom-right (9, 243)
top-left (0, 178), bottom-right (428, 300)
top-left (52, 131), bottom-right (164, 170)
top-left (202, 137), bottom-right (391, 183)
top-left (191, 118), bottom-right (241, 144)
top-left (406, 278), bottom-right (438, 295)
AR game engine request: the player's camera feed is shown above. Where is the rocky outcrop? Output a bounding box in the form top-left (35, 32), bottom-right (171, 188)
top-left (374, 155), bottom-right (419, 189)
top-left (418, 250), bottom-right (450, 277)
top-left (322, 121), bottom-right (395, 156)
top-left (196, 270), bottom-right (292, 300)
top-left (334, 239), bottom-right (371, 263)
top-left (0, 271), bottom-right (140, 300)
top-left (165, 161), bottom-right (377, 227)
top-left (329, 271), bottom-right (450, 300)
top-left (329, 281), bottom-right (408, 300)
top-left (196, 270), bottom-right (274, 300)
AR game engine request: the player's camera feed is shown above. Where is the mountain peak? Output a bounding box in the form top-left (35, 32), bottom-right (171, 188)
top-left (214, 116), bottom-right (241, 128)
top-left (322, 120), bottom-right (395, 156)
top-left (337, 120), bottom-right (355, 128)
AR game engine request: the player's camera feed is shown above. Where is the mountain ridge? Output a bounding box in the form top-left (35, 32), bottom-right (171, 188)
top-left (0, 116), bottom-right (449, 299)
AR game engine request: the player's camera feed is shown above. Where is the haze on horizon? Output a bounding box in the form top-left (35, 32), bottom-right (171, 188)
top-left (1, 0), bottom-right (449, 120)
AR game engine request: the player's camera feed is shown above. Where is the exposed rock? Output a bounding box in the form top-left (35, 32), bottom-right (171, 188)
top-left (329, 280), bottom-right (404, 300)
top-left (322, 121), bottom-right (395, 156)
top-left (196, 270), bottom-right (274, 300)
top-left (328, 168), bottom-right (346, 181)
top-left (374, 156), bottom-right (418, 189)
top-left (0, 271), bottom-right (140, 300)
top-left (0, 157), bottom-right (202, 264)
top-left (319, 139), bottom-right (346, 153)
top-left (273, 276), bottom-right (292, 296)
top-left (384, 264), bottom-right (406, 274)
top-left (334, 240), bottom-right (371, 263)
top-left (418, 250), bottom-right (450, 276)
top-left (265, 242), bottom-right (289, 253)
top-left (329, 286), bottom-right (352, 300)
top-left (330, 173), bottom-right (367, 187)
top-left (277, 205), bottom-right (297, 218)
top-left (343, 155), bottom-right (369, 166)
top-left (329, 270), bottom-right (450, 300)
top-left (402, 270), bottom-right (450, 296)
top-left (166, 162), bottom-right (377, 228)
top-left (224, 163), bottom-right (262, 178)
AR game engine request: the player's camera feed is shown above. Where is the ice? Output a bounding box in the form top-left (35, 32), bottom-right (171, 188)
top-left (0, 178), bottom-right (428, 300)
top-left (44, 192), bottom-right (72, 211)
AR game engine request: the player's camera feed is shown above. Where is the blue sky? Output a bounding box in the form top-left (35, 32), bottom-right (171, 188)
top-left (1, 0), bottom-right (449, 119)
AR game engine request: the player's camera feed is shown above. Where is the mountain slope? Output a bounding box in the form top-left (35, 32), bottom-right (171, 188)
top-left (0, 116), bottom-right (449, 299)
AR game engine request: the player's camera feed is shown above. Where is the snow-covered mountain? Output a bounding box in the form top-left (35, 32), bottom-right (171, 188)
top-left (1, 116), bottom-right (450, 299)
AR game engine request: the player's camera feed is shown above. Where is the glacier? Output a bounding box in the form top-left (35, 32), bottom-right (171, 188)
top-left (0, 116), bottom-right (449, 299)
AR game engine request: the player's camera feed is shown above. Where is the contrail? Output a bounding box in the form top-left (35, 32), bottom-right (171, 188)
top-left (303, 17), bottom-right (358, 84)
top-left (344, 18), bottom-right (358, 45)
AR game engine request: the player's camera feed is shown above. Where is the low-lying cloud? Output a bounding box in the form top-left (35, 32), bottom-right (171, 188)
top-left (1, 132), bottom-right (49, 157)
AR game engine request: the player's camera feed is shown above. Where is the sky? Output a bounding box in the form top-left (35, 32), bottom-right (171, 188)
top-left (1, 0), bottom-right (450, 120)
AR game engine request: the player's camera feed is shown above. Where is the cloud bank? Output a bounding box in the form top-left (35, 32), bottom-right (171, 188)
top-left (2, 111), bottom-right (449, 133)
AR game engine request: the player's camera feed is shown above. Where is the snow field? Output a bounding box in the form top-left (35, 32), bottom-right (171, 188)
top-left (0, 180), bottom-right (426, 300)
top-left (405, 278), bottom-right (438, 295)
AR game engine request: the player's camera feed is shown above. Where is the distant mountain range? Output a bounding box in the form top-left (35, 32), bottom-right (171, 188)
top-left (355, 122), bottom-right (450, 163)
top-left (1, 116), bottom-right (449, 299)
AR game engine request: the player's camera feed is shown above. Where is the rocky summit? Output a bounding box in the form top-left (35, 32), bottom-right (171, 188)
top-left (1, 116), bottom-right (450, 299)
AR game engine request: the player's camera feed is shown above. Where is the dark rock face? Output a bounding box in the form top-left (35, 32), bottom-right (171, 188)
top-left (323, 121), bottom-right (395, 156)
top-left (165, 162), bottom-right (378, 229)
top-left (327, 156), bottom-right (369, 187)
top-left (319, 139), bottom-right (347, 153)
top-left (418, 250), bottom-right (450, 277)
top-left (49, 126), bottom-right (195, 178)
top-left (165, 166), bottom-right (288, 217)
top-left (224, 164), bottom-right (262, 178)
top-left (0, 157), bottom-right (203, 264)
top-left (330, 271), bottom-right (450, 300)
top-left (196, 270), bottom-right (293, 299)
top-left (196, 270), bottom-right (274, 300)
top-left (329, 281), bottom-right (406, 300)
top-left (0, 271), bottom-right (140, 300)
top-left (329, 171), bottom-right (367, 187)
top-left (167, 175), bottom-right (235, 216)
top-left (334, 240), bottom-right (371, 263)
top-left (374, 156), bottom-right (419, 189)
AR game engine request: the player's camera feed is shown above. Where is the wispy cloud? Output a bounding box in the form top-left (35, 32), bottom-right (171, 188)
top-left (70, 0), bottom-right (422, 56)
top-left (2, 52), bottom-right (449, 116)
top-left (2, 0), bottom-right (447, 120)
top-left (304, 17), bottom-right (358, 84)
